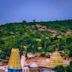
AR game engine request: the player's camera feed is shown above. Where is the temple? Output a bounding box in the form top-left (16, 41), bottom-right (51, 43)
top-left (8, 48), bottom-right (22, 72)
top-left (40, 51), bottom-right (63, 68)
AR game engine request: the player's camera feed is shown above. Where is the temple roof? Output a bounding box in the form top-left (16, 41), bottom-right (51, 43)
top-left (40, 51), bottom-right (63, 68)
top-left (8, 48), bottom-right (21, 69)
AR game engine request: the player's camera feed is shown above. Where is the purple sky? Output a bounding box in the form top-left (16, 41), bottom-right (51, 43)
top-left (0, 0), bottom-right (72, 24)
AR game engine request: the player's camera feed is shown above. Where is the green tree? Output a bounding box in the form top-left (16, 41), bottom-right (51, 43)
top-left (66, 61), bottom-right (72, 72)
top-left (54, 65), bottom-right (65, 72)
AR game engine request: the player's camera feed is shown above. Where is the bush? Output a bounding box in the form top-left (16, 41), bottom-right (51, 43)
top-left (70, 61), bottom-right (72, 66)
top-left (66, 65), bottom-right (72, 72)
top-left (54, 65), bottom-right (65, 72)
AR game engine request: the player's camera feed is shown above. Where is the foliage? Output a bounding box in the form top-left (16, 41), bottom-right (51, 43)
top-left (66, 61), bottom-right (72, 72)
top-left (0, 20), bottom-right (72, 58)
top-left (54, 65), bottom-right (65, 72)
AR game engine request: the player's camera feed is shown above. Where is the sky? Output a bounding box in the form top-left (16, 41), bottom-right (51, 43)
top-left (0, 0), bottom-right (72, 24)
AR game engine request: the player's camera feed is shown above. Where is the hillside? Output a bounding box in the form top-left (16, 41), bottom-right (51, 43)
top-left (0, 20), bottom-right (72, 59)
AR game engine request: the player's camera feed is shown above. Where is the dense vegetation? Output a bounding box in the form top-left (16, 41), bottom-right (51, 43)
top-left (54, 61), bottom-right (72, 72)
top-left (0, 20), bottom-right (72, 59)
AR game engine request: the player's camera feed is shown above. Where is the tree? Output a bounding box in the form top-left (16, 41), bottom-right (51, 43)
top-left (54, 65), bottom-right (65, 72)
top-left (22, 20), bottom-right (26, 23)
top-left (66, 61), bottom-right (72, 72)
top-left (33, 19), bottom-right (36, 23)
top-left (70, 61), bottom-right (72, 66)
top-left (0, 39), bottom-right (5, 45)
top-left (69, 48), bottom-right (72, 57)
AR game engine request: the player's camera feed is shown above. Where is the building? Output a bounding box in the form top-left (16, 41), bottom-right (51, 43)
top-left (40, 51), bottom-right (63, 68)
top-left (8, 48), bottom-right (22, 72)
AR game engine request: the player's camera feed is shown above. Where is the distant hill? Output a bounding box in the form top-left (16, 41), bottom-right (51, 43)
top-left (0, 20), bottom-right (72, 58)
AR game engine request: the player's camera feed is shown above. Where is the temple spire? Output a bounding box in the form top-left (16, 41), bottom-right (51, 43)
top-left (8, 48), bottom-right (22, 72)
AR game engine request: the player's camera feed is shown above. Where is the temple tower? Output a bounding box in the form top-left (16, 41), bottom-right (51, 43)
top-left (8, 48), bottom-right (22, 72)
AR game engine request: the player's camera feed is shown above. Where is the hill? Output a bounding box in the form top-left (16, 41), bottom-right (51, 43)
top-left (0, 20), bottom-right (72, 59)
